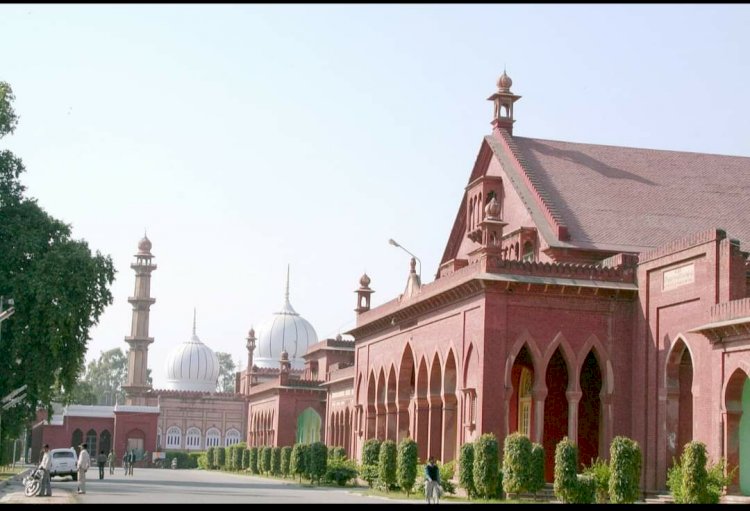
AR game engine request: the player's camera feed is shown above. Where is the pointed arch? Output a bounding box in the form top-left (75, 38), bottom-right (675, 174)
top-left (543, 346), bottom-right (570, 481)
top-left (366, 370), bottom-right (377, 439)
top-left (429, 353), bottom-right (444, 460)
top-left (665, 335), bottom-right (694, 464)
top-left (725, 367), bottom-right (750, 495)
top-left (386, 364), bottom-right (398, 441)
top-left (296, 408), bottom-right (322, 445)
top-left (577, 334), bottom-right (612, 395)
top-left (578, 349), bottom-right (603, 467)
top-left (397, 344), bottom-right (416, 441)
top-left (443, 349), bottom-right (459, 462)
top-left (505, 331), bottom-right (542, 388)
top-left (376, 368), bottom-right (387, 439)
top-left (542, 332), bottom-right (575, 388)
top-left (414, 356), bottom-right (430, 461)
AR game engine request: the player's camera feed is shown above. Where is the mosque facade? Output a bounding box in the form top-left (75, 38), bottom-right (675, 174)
top-left (31, 72), bottom-right (750, 496)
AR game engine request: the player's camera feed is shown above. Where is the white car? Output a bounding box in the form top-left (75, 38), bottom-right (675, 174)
top-left (48, 447), bottom-right (78, 480)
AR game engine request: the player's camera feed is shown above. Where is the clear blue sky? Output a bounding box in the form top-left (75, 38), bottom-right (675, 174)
top-left (2, 5), bottom-right (749, 389)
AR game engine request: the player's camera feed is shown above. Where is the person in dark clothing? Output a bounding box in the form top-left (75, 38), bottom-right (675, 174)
top-left (424, 456), bottom-right (441, 504)
top-left (97, 450), bottom-right (107, 479)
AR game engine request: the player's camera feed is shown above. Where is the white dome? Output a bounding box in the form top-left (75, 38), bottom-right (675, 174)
top-left (165, 329), bottom-right (220, 392)
top-left (254, 269), bottom-right (318, 369)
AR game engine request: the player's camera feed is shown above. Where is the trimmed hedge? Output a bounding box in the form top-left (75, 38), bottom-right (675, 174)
top-left (378, 440), bottom-right (397, 491)
top-left (261, 445), bottom-right (272, 475)
top-left (458, 442), bottom-right (476, 499)
top-left (165, 451), bottom-right (198, 469)
top-left (272, 447), bottom-right (282, 475)
top-left (281, 446), bottom-right (292, 477)
top-left (206, 447), bottom-right (216, 469)
top-left (553, 437), bottom-right (578, 503)
top-left (325, 458), bottom-right (358, 486)
top-left (528, 443), bottom-right (545, 495)
top-left (249, 447), bottom-right (259, 474)
top-left (307, 442), bottom-right (328, 485)
top-left (502, 432), bottom-right (532, 496)
top-left (361, 439), bottom-right (381, 488)
top-left (290, 443), bottom-right (308, 482)
top-left (397, 438), bottom-right (418, 496)
top-left (582, 458), bottom-right (610, 503)
top-left (608, 436), bottom-right (641, 504)
top-left (242, 448), bottom-right (250, 471)
top-left (216, 447), bottom-right (226, 469)
top-left (667, 441), bottom-right (733, 504)
top-left (473, 433), bottom-right (500, 499)
top-left (329, 446), bottom-right (346, 460)
top-left (574, 474), bottom-right (596, 504)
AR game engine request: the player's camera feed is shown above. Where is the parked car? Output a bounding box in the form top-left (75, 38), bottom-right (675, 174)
top-left (49, 447), bottom-right (78, 480)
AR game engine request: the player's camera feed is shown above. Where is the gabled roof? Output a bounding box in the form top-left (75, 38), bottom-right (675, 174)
top-left (441, 130), bottom-right (750, 266)
top-left (511, 136), bottom-right (750, 251)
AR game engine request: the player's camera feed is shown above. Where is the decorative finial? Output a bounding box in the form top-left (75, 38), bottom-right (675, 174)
top-left (285, 264), bottom-right (290, 303)
top-left (192, 308), bottom-right (197, 336)
top-left (410, 257), bottom-right (417, 273)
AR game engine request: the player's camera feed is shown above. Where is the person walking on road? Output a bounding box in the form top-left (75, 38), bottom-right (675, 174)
top-left (127, 449), bottom-right (136, 476)
top-left (424, 456), bottom-right (442, 504)
top-left (77, 443), bottom-right (91, 494)
top-left (108, 451), bottom-right (115, 475)
top-left (97, 450), bottom-right (107, 479)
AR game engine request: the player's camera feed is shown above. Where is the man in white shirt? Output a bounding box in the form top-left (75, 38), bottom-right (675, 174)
top-left (38, 444), bottom-right (52, 497)
top-left (76, 443), bottom-right (91, 494)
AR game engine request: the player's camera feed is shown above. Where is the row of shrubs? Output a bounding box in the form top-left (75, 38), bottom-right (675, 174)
top-left (455, 432), bottom-right (643, 503)
top-left (359, 437), bottom-right (455, 495)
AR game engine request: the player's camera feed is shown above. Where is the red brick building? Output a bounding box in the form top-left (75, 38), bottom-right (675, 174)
top-left (346, 72), bottom-right (750, 495)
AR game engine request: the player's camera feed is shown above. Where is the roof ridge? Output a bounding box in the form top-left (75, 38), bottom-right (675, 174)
top-left (513, 135), bottom-right (750, 160)
top-left (493, 131), bottom-right (570, 241)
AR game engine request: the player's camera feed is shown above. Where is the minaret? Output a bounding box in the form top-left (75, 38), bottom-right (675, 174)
top-left (123, 234), bottom-right (157, 405)
top-left (487, 69), bottom-right (521, 135)
top-left (243, 327), bottom-right (256, 393)
top-left (355, 273), bottom-right (374, 315)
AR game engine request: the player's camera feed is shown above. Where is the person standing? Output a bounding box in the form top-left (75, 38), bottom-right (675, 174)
top-left (127, 449), bottom-right (136, 476)
top-left (424, 456), bottom-right (441, 504)
top-left (96, 450), bottom-right (107, 480)
top-left (107, 451), bottom-right (115, 475)
top-left (122, 451), bottom-right (129, 475)
top-left (77, 443), bottom-right (91, 494)
top-left (38, 444), bottom-right (52, 497)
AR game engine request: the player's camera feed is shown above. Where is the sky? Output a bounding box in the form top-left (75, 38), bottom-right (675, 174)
top-left (1, 5), bottom-right (749, 390)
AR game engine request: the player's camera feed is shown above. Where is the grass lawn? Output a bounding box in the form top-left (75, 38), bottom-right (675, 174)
top-left (0, 466), bottom-right (23, 482)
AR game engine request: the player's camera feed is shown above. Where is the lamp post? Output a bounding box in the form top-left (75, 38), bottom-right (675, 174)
top-left (388, 238), bottom-right (422, 283)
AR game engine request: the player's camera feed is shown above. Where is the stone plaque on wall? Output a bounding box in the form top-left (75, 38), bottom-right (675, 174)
top-left (662, 263), bottom-right (695, 291)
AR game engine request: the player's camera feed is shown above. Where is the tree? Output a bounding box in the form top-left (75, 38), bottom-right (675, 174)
top-left (68, 348), bottom-right (127, 405)
top-left (0, 81), bottom-right (115, 447)
top-left (216, 352), bottom-right (236, 393)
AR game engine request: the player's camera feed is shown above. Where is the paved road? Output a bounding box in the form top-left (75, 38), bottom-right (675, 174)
top-left (1, 467), bottom-right (416, 504)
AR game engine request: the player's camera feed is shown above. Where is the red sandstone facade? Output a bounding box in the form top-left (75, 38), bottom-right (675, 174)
top-left (31, 73), bottom-right (750, 496)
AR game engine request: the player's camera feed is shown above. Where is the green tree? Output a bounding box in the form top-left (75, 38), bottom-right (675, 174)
top-left (70, 348), bottom-right (127, 405)
top-left (0, 81), bottom-right (115, 447)
top-left (216, 352), bottom-right (236, 393)
top-left (396, 438), bottom-right (418, 496)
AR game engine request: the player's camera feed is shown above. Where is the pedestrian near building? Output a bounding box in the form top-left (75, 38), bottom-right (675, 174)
top-left (38, 444), bottom-right (52, 497)
top-left (424, 456), bottom-right (442, 504)
top-left (122, 452), bottom-right (129, 475)
top-left (127, 449), bottom-right (136, 476)
top-left (108, 451), bottom-right (115, 475)
top-left (97, 450), bottom-right (107, 479)
top-left (77, 444), bottom-right (91, 494)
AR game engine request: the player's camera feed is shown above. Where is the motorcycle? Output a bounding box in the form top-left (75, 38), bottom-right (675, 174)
top-left (23, 467), bottom-right (43, 497)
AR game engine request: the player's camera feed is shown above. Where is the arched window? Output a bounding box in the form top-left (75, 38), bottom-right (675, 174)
top-left (99, 430), bottom-right (112, 454)
top-left (85, 429), bottom-right (98, 456)
top-left (71, 429), bottom-right (83, 450)
top-left (224, 428), bottom-right (241, 447)
top-left (166, 426), bottom-right (181, 449)
top-left (295, 408), bottom-right (322, 445)
top-left (518, 368), bottom-right (533, 437)
top-left (522, 241), bottom-right (535, 262)
top-left (185, 427), bottom-right (201, 450)
top-left (205, 428), bottom-right (221, 448)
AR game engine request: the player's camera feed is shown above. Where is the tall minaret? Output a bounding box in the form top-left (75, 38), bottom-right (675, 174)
top-left (123, 234), bottom-right (157, 405)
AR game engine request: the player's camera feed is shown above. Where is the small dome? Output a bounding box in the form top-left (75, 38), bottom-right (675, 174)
top-left (497, 71), bottom-right (513, 92)
top-left (248, 327), bottom-right (256, 338)
top-left (253, 269), bottom-right (318, 370)
top-left (335, 333), bottom-right (342, 342)
top-left (359, 273), bottom-right (371, 287)
top-left (138, 235), bottom-right (152, 254)
top-left (485, 196), bottom-right (501, 219)
top-left (164, 331), bottom-right (220, 392)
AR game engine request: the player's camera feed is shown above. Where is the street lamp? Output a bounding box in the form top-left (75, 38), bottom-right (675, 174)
top-left (388, 239), bottom-right (422, 284)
